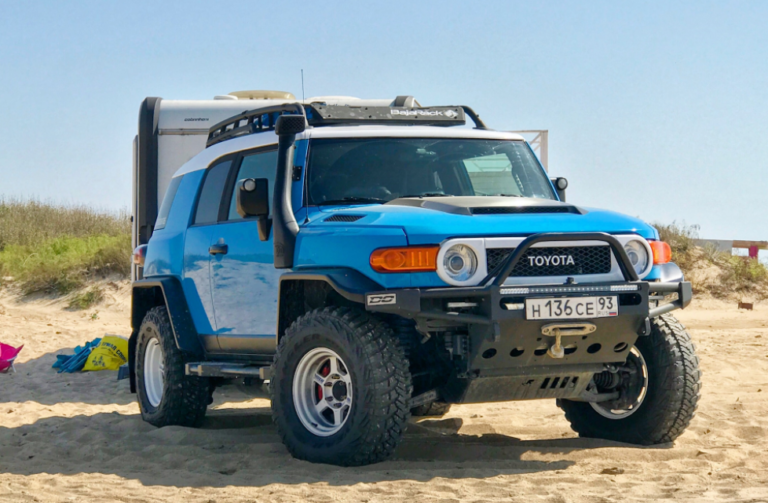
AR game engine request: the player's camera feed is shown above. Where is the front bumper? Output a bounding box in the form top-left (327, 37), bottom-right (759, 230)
top-left (365, 279), bottom-right (692, 327)
top-left (364, 232), bottom-right (692, 403)
top-left (366, 280), bottom-right (690, 403)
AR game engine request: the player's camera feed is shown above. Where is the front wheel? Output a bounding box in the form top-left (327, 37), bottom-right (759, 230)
top-left (270, 307), bottom-right (412, 466)
top-left (558, 314), bottom-right (701, 444)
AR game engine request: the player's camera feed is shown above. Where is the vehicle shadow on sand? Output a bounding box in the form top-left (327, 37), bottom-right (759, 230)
top-left (0, 406), bottom-right (657, 487)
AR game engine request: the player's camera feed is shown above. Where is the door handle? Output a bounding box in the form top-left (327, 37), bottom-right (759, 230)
top-left (209, 243), bottom-right (228, 255)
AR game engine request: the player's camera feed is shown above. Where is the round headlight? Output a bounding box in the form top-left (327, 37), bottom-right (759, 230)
top-left (623, 240), bottom-right (649, 275)
top-left (443, 244), bottom-right (478, 281)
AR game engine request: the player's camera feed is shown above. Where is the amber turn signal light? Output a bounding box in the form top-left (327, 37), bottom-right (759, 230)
top-left (650, 241), bottom-right (672, 265)
top-left (370, 246), bottom-right (439, 273)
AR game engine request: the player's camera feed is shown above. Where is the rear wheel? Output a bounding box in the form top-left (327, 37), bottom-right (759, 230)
top-left (271, 307), bottom-right (412, 466)
top-left (558, 314), bottom-right (701, 444)
top-left (136, 306), bottom-right (210, 428)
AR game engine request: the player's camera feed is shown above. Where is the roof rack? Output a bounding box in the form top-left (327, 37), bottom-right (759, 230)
top-left (206, 102), bottom-right (488, 148)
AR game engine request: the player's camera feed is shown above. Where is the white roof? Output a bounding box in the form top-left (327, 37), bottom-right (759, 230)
top-left (173, 125), bottom-right (525, 177)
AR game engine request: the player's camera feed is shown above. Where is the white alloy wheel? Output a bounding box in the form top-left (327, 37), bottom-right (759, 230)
top-left (590, 346), bottom-right (649, 419)
top-left (143, 337), bottom-right (165, 408)
top-left (292, 347), bottom-right (353, 437)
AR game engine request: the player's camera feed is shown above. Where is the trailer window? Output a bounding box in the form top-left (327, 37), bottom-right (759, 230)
top-left (155, 176), bottom-right (183, 230)
top-left (227, 149), bottom-right (278, 220)
top-left (194, 160), bottom-right (232, 225)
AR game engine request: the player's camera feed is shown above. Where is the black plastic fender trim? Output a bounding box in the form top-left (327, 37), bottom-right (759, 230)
top-left (132, 278), bottom-right (204, 356)
top-left (279, 268), bottom-right (383, 304)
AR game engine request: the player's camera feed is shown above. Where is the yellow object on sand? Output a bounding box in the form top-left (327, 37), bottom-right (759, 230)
top-left (83, 335), bottom-right (129, 371)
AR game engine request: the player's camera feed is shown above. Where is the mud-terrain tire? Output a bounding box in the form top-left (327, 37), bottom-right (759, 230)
top-left (411, 401), bottom-right (451, 417)
top-left (270, 307), bottom-right (412, 466)
top-left (136, 306), bottom-right (210, 427)
top-left (558, 314), bottom-right (701, 444)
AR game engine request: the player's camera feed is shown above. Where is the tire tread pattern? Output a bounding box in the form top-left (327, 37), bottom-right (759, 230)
top-left (271, 307), bottom-right (412, 466)
top-left (559, 313), bottom-right (701, 444)
top-left (137, 306), bottom-right (209, 428)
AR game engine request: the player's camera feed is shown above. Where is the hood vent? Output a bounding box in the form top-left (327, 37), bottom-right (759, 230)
top-left (471, 206), bottom-right (581, 215)
top-left (324, 214), bottom-right (365, 223)
top-left (385, 196), bottom-right (584, 216)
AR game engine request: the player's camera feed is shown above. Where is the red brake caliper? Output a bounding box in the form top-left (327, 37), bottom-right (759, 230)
top-left (316, 360), bottom-right (331, 401)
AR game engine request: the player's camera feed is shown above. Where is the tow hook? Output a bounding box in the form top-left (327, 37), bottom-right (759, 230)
top-left (541, 323), bottom-right (597, 358)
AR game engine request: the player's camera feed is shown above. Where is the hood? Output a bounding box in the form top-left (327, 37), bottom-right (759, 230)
top-left (307, 196), bottom-right (658, 245)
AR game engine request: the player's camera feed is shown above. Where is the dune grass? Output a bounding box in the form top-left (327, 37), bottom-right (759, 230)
top-left (0, 199), bottom-right (131, 297)
top-left (655, 221), bottom-right (768, 298)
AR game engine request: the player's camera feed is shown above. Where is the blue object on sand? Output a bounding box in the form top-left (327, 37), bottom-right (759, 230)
top-left (52, 338), bottom-right (101, 373)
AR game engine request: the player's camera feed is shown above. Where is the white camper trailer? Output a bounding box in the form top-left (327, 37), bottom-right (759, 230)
top-left (132, 91), bottom-right (420, 278)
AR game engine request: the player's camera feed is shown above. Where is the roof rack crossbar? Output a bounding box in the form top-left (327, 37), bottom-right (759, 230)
top-left (205, 102), bottom-right (491, 148)
top-left (206, 103), bottom-right (305, 148)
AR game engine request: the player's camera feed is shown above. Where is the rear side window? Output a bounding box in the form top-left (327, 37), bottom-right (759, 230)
top-left (227, 149), bottom-right (278, 220)
top-left (155, 176), bottom-right (183, 230)
top-left (194, 160), bottom-right (232, 225)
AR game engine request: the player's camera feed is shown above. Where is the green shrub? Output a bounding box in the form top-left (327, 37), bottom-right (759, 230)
top-left (654, 221), bottom-right (768, 299)
top-left (68, 287), bottom-right (104, 310)
top-left (0, 199), bottom-right (131, 295)
top-left (0, 234), bottom-right (131, 294)
top-left (721, 255), bottom-right (768, 291)
top-left (654, 221), bottom-right (699, 271)
top-left (0, 198), bottom-right (129, 249)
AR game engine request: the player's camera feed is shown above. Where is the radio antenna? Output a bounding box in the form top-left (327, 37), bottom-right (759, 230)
top-left (301, 69), bottom-right (305, 102)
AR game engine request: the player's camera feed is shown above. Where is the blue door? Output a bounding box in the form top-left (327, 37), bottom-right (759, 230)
top-left (210, 148), bottom-right (282, 354)
top-left (181, 158), bottom-right (233, 351)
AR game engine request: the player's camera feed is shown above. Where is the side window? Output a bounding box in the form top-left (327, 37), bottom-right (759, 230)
top-left (227, 149), bottom-right (278, 220)
top-left (194, 160), bottom-right (232, 225)
top-left (155, 176), bottom-right (183, 230)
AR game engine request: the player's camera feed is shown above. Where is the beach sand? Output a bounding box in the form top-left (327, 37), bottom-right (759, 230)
top-left (1, 285), bottom-right (767, 502)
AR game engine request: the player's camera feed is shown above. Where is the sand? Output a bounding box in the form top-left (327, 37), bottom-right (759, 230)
top-left (1, 284), bottom-right (767, 502)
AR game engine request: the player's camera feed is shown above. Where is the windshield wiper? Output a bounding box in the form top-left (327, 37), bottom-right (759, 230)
top-left (318, 196), bottom-right (387, 205)
top-left (489, 193), bottom-right (522, 197)
top-left (400, 192), bottom-right (452, 198)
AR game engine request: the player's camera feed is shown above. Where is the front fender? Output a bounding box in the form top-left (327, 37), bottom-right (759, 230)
top-left (276, 268), bottom-right (383, 339)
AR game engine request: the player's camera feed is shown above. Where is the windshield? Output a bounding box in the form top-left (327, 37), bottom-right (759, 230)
top-left (306, 138), bottom-right (556, 205)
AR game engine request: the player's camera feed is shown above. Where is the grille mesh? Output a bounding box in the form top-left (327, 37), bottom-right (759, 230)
top-left (486, 245), bottom-right (612, 276)
top-left (324, 214), bottom-right (364, 222)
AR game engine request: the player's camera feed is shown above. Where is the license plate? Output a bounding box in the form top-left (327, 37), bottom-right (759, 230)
top-left (525, 296), bottom-right (618, 320)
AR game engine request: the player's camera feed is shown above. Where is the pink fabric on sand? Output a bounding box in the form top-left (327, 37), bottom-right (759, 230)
top-left (0, 343), bottom-right (23, 373)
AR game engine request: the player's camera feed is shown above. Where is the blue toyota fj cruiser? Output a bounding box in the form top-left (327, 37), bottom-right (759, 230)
top-left (130, 101), bottom-right (701, 466)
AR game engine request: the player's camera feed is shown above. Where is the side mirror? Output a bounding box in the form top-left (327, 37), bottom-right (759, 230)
top-left (237, 178), bottom-right (272, 241)
top-left (551, 177), bottom-right (568, 202)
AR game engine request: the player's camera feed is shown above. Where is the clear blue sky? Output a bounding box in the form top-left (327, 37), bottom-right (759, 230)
top-left (1, 0), bottom-right (766, 242)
